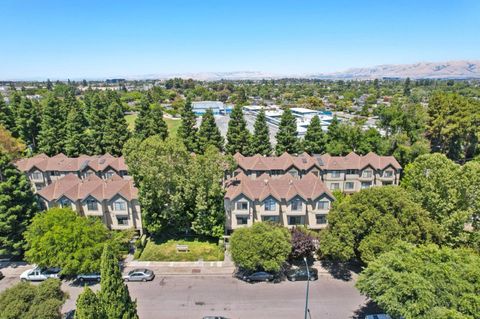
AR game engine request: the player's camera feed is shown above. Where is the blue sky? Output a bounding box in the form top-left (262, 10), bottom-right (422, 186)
top-left (1, 0), bottom-right (479, 79)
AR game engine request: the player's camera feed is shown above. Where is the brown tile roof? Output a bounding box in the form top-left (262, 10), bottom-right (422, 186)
top-left (316, 151), bottom-right (401, 170)
top-left (225, 172), bottom-right (333, 202)
top-left (15, 153), bottom-right (128, 173)
top-left (234, 152), bottom-right (319, 171)
top-left (37, 173), bottom-right (138, 202)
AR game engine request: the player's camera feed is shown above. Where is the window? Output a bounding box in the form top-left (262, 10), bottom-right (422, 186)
top-left (264, 198), bottom-right (276, 211)
top-left (262, 216), bottom-right (280, 223)
top-left (382, 181), bottom-right (393, 186)
top-left (35, 184), bottom-right (44, 190)
top-left (32, 171), bottom-right (42, 180)
top-left (288, 216), bottom-right (304, 225)
top-left (362, 170), bottom-right (373, 178)
top-left (290, 199), bottom-right (302, 211)
top-left (345, 182), bottom-right (354, 190)
top-left (85, 171), bottom-right (94, 177)
top-left (105, 171), bottom-right (114, 179)
top-left (346, 169), bottom-right (357, 175)
top-left (361, 181), bottom-right (372, 189)
top-left (236, 216), bottom-right (248, 225)
top-left (87, 198), bottom-right (98, 211)
top-left (289, 169), bottom-right (298, 177)
top-left (59, 198), bottom-right (71, 208)
top-left (383, 170), bottom-right (393, 177)
top-left (317, 200), bottom-right (330, 210)
top-left (316, 214), bottom-right (327, 224)
top-left (236, 201), bottom-right (248, 210)
top-left (113, 200), bottom-right (126, 211)
top-left (116, 216), bottom-right (129, 225)
top-left (331, 170), bottom-right (341, 178)
top-left (330, 183), bottom-right (340, 190)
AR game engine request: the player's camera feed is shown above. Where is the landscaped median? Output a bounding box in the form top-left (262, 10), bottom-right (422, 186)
top-left (137, 239), bottom-right (225, 262)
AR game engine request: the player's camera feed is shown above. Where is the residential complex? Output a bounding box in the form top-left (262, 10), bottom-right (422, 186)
top-left (225, 151), bottom-right (401, 232)
top-left (15, 153), bottom-right (142, 233)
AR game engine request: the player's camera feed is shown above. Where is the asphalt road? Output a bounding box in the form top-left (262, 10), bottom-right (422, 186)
top-left (0, 273), bottom-right (371, 319)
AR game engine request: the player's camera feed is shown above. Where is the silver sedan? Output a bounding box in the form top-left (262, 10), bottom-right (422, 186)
top-left (123, 269), bottom-right (155, 282)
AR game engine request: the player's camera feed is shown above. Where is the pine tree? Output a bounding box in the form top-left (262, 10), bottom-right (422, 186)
top-left (0, 152), bottom-right (38, 257)
top-left (98, 244), bottom-right (138, 319)
top-left (0, 97), bottom-right (15, 133)
top-left (275, 108), bottom-right (299, 155)
top-left (178, 98), bottom-right (198, 152)
top-left (46, 79), bottom-right (53, 91)
top-left (250, 109), bottom-right (272, 155)
top-left (75, 286), bottom-right (106, 319)
top-left (15, 98), bottom-right (40, 151)
top-left (303, 115), bottom-right (326, 154)
top-left (102, 102), bottom-right (130, 156)
top-left (134, 96), bottom-right (151, 140)
top-left (197, 108), bottom-right (224, 154)
top-left (37, 94), bottom-right (65, 155)
top-left (404, 77), bottom-right (411, 96)
top-left (226, 104), bottom-right (250, 155)
top-left (150, 104), bottom-right (168, 140)
top-left (64, 106), bottom-right (89, 156)
top-left (84, 92), bottom-right (107, 154)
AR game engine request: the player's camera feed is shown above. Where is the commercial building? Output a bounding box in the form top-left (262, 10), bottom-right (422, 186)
top-left (192, 101), bottom-right (233, 115)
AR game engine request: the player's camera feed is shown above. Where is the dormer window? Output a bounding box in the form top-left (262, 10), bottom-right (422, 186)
top-left (383, 170), bottom-right (393, 177)
top-left (32, 171), bottom-right (42, 180)
top-left (264, 198), bottom-right (276, 211)
top-left (290, 198), bottom-right (302, 211)
top-left (105, 171), bottom-right (114, 179)
top-left (362, 170), bottom-right (373, 178)
top-left (113, 200), bottom-right (126, 211)
top-left (236, 201), bottom-right (249, 210)
top-left (331, 170), bottom-right (341, 178)
top-left (59, 198), bottom-right (71, 208)
top-left (87, 198), bottom-right (98, 211)
top-left (317, 200), bottom-right (330, 210)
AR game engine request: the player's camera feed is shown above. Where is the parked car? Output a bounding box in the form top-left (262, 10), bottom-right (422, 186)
top-left (123, 269), bottom-right (155, 282)
top-left (286, 267), bottom-right (318, 281)
top-left (243, 271), bottom-right (277, 283)
top-left (76, 273), bottom-right (101, 282)
top-left (365, 315), bottom-right (392, 319)
top-left (20, 267), bottom-right (61, 281)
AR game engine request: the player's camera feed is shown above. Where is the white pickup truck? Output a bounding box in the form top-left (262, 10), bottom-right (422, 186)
top-left (20, 267), bottom-right (61, 281)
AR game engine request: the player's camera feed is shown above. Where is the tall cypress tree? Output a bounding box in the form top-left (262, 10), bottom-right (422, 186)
top-left (0, 97), bottom-right (15, 133)
top-left (197, 108), bottom-right (224, 154)
top-left (150, 104), bottom-right (168, 140)
top-left (226, 104), bottom-right (250, 155)
top-left (102, 102), bottom-right (130, 156)
top-left (178, 98), bottom-right (198, 153)
top-left (37, 94), bottom-right (65, 155)
top-left (275, 108), bottom-right (299, 155)
top-left (15, 98), bottom-right (41, 151)
top-left (84, 92), bottom-right (107, 154)
top-left (98, 244), bottom-right (138, 319)
top-left (75, 286), bottom-right (106, 319)
top-left (0, 152), bottom-right (38, 257)
top-left (250, 109), bottom-right (272, 155)
top-left (134, 96), bottom-right (151, 140)
top-left (303, 115), bottom-right (326, 154)
top-left (64, 106), bottom-right (89, 156)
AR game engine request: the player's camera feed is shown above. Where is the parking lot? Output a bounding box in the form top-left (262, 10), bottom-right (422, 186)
top-left (0, 270), bottom-right (372, 319)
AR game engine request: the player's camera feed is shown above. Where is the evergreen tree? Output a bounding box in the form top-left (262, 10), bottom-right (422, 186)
top-left (46, 79), bottom-right (53, 91)
top-left (75, 286), bottom-right (106, 319)
top-left (250, 109), bottom-right (272, 155)
top-left (178, 98), bottom-right (198, 153)
top-left (102, 102), bottom-right (130, 156)
top-left (226, 104), bottom-right (250, 155)
top-left (403, 77), bottom-right (411, 96)
top-left (64, 106), bottom-right (89, 156)
top-left (84, 92), bottom-right (107, 154)
top-left (98, 244), bottom-right (138, 319)
top-left (0, 97), bottom-right (15, 133)
top-left (303, 115), bottom-right (326, 154)
top-left (197, 108), bottom-right (224, 154)
top-left (134, 96), bottom-right (151, 140)
top-left (275, 108), bottom-right (299, 155)
top-left (150, 104), bottom-right (168, 140)
top-left (0, 152), bottom-right (38, 257)
top-left (37, 94), bottom-right (65, 155)
top-left (15, 98), bottom-right (40, 151)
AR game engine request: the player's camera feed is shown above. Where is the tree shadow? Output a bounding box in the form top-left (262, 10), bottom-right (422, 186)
top-left (351, 300), bottom-right (384, 319)
top-left (320, 259), bottom-right (362, 281)
top-left (0, 260), bottom-right (28, 270)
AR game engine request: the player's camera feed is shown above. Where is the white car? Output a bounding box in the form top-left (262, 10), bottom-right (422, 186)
top-left (20, 267), bottom-right (61, 281)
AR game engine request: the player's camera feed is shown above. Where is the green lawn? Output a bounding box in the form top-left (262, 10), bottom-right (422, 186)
top-left (124, 114), bottom-right (181, 137)
top-left (138, 239), bottom-right (224, 262)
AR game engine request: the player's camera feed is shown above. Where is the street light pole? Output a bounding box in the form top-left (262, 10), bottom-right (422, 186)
top-left (304, 256), bottom-right (310, 319)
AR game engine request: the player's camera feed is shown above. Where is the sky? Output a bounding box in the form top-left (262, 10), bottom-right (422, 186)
top-left (1, 0), bottom-right (479, 80)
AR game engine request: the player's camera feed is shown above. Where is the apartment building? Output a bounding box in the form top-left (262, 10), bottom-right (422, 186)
top-left (15, 153), bottom-right (142, 233)
top-left (224, 172), bottom-right (333, 233)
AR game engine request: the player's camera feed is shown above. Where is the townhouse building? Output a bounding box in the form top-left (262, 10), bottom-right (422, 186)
top-left (15, 153), bottom-right (142, 233)
top-left (225, 151), bottom-right (401, 232)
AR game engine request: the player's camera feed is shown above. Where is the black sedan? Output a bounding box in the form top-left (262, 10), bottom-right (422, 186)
top-left (286, 267), bottom-right (318, 281)
top-left (243, 271), bottom-right (277, 283)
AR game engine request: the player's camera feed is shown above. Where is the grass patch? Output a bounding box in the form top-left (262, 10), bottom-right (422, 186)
top-left (139, 239), bottom-right (224, 262)
top-left (124, 114), bottom-right (181, 137)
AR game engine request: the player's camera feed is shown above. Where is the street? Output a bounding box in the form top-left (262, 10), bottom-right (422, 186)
top-left (0, 271), bottom-right (371, 319)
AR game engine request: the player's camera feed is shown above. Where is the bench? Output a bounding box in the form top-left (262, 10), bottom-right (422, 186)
top-left (176, 244), bottom-right (189, 253)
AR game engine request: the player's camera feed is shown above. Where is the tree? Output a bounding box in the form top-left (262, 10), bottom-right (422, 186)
top-left (0, 279), bottom-right (66, 319)
top-left (226, 104), bottom-right (251, 155)
top-left (356, 243), bottom-right (480, 319)
top-left (290, 227), bottom-right (317, 259)
top-left (0, 125), bottom-right (26, 159)
top-left (102, 102), bottom-right (130, 155)
top-left (75, 287), bottom-right (106, 319)
top-left (0, 97), bottom-right (15, 133)
top-left (197, 108), bottom-right (224, 153)
top-left (15, 98), bottom-right (41, 150)
top-left (98, 244), bottom-right (138, 319)
top-left (150, 104), bottom-right (168, 140)
top-left (230, 222), bottom-right (291, 272)
top-left (250, 109), bottom-right (272, 155)
top-left (275, 108), bottom-right (299, 155)
top-left (0, 151), bottom-right (38, 257)
top-left (64, 106), bottom-right (89, 156)
top-left (46, 79), bottom-right (53, 91)
top-left (37, 94), bottom-right (65, 155)
top-left (134, 96), bottom-right (152, 140)
top-left (84, 91), bottom-right (107, 154)
top-left (460, 161), bottom-right (480, 232)
top-left (319, 186), bottom-right (439, 264)
top-left (403, 77), bottom-right (411, 96)
top-left (178, 98), bottom-right (198, 153)
top-left (303, 115), bottom-right (326, 154)
top-left (24, 208), bottom-right (115, 275)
